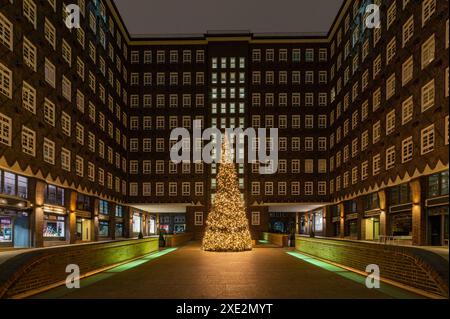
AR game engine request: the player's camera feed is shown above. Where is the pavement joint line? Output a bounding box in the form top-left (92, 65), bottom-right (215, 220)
top-left (25, 247), bottom-right (178, 299)
top-left (286, 251), bottom-right (428, 299)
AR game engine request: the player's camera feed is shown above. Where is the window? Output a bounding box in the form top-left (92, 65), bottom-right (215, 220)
top-left (0, 112), bottom-right (12, 146)
top-left (421, 125), bottom-right (435, 154)
top-left (402, 56), bottom-right (414, 86)
top-left (44, 98), bottom-right (55, 126)
top-left (43, 138), bottom-right (55, 165)
top-left (402, 96), bottom-right (414, 125)
top-left (0, 62), bottom-right (12, 98)
top-left (21, 126), bottom-right (35, 156)
top-left (60, 147), bottom-right (71, 172)
top-left (0, 13), bottom-right (12, 50)
top-left (44, 59), bottom-right (56, 88)
top-left (386, 110), bottom-right (396, 135)
top-left (194, 212), bottom-right (203, 226)
top-left (22, 81), bottom-right (36, 113)
top-left (44, 18), bottom-right (56, 49)
top-left (402, 137), bottom-right (414, 163)
top-left (23, 0), bottom-right (37, 28)
top-left (422, 0), bottom-right (436, 26)
top-left (251, 212), bottom-right (260, 226)
top-left (23, 37), bottom-right (37, 71)
top-left (421, 35), bottom-right (435, 69)
top-left (421, 80), bottom-right (435, 112)
top-left (386, 146), bottom-right (396, 170)
top-left (403, 16), bottom-right (414, 47)
top-left (386, 74), bottom-right (396, 100)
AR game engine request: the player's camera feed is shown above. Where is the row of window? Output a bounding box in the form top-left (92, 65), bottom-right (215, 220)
top-left (251, 181), bottom-right (328, 196)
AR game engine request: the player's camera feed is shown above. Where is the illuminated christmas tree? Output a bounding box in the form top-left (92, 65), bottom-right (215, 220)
top-left (202, 135), bottom-right (253, 252)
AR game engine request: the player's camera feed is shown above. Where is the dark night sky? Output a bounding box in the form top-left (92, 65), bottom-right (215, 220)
top-left (113, 0), bottom-right (344, 37)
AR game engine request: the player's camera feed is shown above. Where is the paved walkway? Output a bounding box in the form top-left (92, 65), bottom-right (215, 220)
top-left (31, 242), bottom-right (424, 299)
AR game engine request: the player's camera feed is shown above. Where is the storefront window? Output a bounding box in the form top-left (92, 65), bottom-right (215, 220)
top-left (45, 185), bottom-right (65, 206)
top-left (344, 200), bottom-right (357, 213)
top-left (364, 193), bottom-right (379, 211)
top-left (115, 223), bottom-right (124, 237)
top-left (427, 171), bottom-right (449, 198)
top-left (99, 200), bottom-right (109, 215)
top-left (389, 184), bottom-right (411, 205)
top-left (43, 215), bottom-right (65, 238)
top-left (76, 194), bottom-right (91, 211)
top-left (99, 221), bottom-right (109, 237)
top-left (390, 212), bottom-right (412, 236)
top-left (0, 217), bottom-right (12, 242)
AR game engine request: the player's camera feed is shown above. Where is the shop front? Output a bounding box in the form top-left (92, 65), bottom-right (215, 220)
top-left (388, 183), bottom-right (412, 238)
top-left (43, 210), bottom-right (67, 244)
top-left (363, 211), bottom-right (380, 241)
top-left (43, 185), bottom-right (68, 246)
top-left (75, 194), bottom-right (93, 242)
top-left (0, 209), bottom-right (31, 248)
top-left (159, 214), bottom-right (186, 234)
top-left (115, 205), bottom-right (125, 238)
top-left (268, 212), bottom-right (296, 234)
top-left (426, 171), bottom-right (449, 246)
top-left (0, 170), bottom-right (31, 247)
top-left (312, 210), bottom-right (324, 236)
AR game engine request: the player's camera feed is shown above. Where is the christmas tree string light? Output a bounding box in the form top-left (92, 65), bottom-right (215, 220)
top-left (202, 135), bottom-right (253, 252)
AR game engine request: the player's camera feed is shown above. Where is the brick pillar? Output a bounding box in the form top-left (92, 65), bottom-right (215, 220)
top-left (68, 191), bottom-right (77, 244)
top-left (339, 202), bottom-right (345, 238)
top-left (378, 189), bottom-right (387, 237)
top-left (32, 180), bottom-right (46, 248)
top-left (356, 197), bottom-right (363, 240)
top-left (295, 212), bottom-right (300, 234)
top-left (325, 206), bottom-right (333, 237)
top-left (123, 206), bottom-right (131, 238)
top-left (110, 203), bottom-right (116, 240)
top-left (410, 178), bottom-right (426, 246)
top-left (93, 198), bottom-right (100, 242)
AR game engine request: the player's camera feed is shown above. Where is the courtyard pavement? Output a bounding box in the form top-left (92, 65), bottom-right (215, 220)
top-left (32, 242), bottom-right (424, 299)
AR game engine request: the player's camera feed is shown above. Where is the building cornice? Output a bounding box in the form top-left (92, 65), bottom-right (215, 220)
top-left (106, 0), bottom-right (352, 46)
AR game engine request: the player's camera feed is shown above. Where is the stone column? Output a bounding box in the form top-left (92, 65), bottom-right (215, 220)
top-left (32, 180), bottom-right (46, 248)
top-left (68, 191), bottom-right (77, 244)
top-left (339, 202), bottom-right (345, 238)
top-left (410, 178), bottom-right (426, 246)
top-left (378, 189), bottom-right (387, 237)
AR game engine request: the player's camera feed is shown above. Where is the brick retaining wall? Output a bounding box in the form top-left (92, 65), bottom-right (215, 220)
top-left (164, 233), bottom-right (193, 247)
top-left (295, 236), bottom-right (449, 298)
top-left (262, 233), bottom-right (289, 247)
top-left (0, 238), bottom-right (159, 299)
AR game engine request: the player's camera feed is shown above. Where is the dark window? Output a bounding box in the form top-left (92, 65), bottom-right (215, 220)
top-left (389, 183), bottom-right (411, 205)
top-left (76, 194), bottom-right (91, 211)
top-left (427, 171), bottom-right (449, 198)
top-left (364, 193), bottom-right (379, 211)
top-left (0, 171), bottom-right (28, 199)
top-left (344, 200), bottom-right (357, 213)
top-left (115, 205), bottom-right (124, 218)
top-left (44, 185), bottom-right (65, 206)
top-left (99, 200), bottom-right (109, 215)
